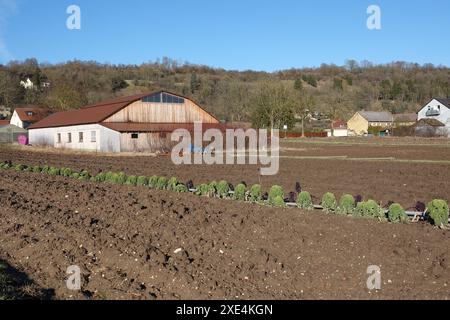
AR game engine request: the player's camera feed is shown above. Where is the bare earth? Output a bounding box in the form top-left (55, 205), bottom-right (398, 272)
top-left (0, 138), bottom-right (449, 300)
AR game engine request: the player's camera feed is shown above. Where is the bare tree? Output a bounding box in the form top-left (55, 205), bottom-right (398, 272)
top-left (250, 81), bottom-right (295, 131)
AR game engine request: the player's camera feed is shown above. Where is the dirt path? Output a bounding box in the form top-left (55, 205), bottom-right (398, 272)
top-left (0, 170), bottom-right (449, 300)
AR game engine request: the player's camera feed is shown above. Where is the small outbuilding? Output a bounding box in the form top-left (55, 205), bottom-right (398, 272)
top-left (415, 118), bottom-right (447, 137)
top-left (0, 124), bottom-right (28, 144)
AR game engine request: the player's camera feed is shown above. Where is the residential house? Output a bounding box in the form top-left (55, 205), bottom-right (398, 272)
top-left (326, 120), bottom-right (348, 137)
top-left (10, 106), bottom-right (52, 129)
top-left (417, 98), bottom-right (450, 137)
top-left (19, 78), bottom-right (35, 90)
top-left (347, 111), bottom-right (393, 136)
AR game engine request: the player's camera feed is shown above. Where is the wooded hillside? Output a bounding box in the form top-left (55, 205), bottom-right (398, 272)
top-left (1, 58), bottom-right (449, 128)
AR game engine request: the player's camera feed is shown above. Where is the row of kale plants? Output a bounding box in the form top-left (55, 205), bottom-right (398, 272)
top-left (1, 161), bottom-right (448, 228)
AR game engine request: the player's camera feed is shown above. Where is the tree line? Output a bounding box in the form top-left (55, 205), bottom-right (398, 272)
top-left (0, 58), bottom-right (449, 129)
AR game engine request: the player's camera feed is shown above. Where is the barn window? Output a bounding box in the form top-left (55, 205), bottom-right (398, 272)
top-left (142, 93), bottom-right (161, 103)
top-left (131, 133), bottom-right (139, 139)
top-left (91, 131), bottom-right (96, 143)
top-left (67, 133), bottom-right (72, 143)
top-left (142, 92), bottom-right (184, 104)
top-left (79, 132), bottom-right (84, 143)
top-left (162, 92), bottom-right (184, 104)
top-left (57, 133), bottom-right (61, 143)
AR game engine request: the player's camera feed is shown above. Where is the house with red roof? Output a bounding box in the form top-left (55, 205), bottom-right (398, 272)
top-left (0, 120), bottom-right (10, 127)
top-left (10, 106), bottom-right (52, 129)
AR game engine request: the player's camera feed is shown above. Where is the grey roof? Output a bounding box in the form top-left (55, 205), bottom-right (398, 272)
top-left (393, 113), bottom-right (417, 122)
top-left (358, 111), bottom-right (393, 122)
top-left (0, 124), bottom-right (28, 133)
top-left (435, 98), bottom-right (450, 109)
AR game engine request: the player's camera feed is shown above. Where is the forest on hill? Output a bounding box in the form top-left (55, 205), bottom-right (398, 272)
top-left (1, 58), bottom-right (449, 129)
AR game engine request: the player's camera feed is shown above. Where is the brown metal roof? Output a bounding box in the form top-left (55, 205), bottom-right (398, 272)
top-left (82, 93), bottom-right (149, 109)
top-left (29, 102), bottom-right (134, 129)
top-left (100, 122), bottom-right (230, 133)
top-left (29, 91), bottom-right (219, 129)
top-left (0, 120), bottom-right (9, 127)
top-left (332, 120), bottom-right (347, 129)
top-left (14, 106), bottom-right (51, 123)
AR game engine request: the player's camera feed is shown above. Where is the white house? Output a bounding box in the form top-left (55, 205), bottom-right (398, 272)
top-left (19, 78), bottom-right (35, 90)
top-left (326, 120), bottom-right (348, 137)
top-left (29, 91), bottom-right (224, 153)
top-left (417, 98), bottom-right (450, 137)
top-left (10, 106), bottom-right (51, 129)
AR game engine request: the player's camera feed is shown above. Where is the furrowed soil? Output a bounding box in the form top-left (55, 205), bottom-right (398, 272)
top-left (0, 171), bottom-right (449, 300)
top-left (1, 140), bottom-right (450, 208)
top-left (0, 139), bottom-right (449, 300)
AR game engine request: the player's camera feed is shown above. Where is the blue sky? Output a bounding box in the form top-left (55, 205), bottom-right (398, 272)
top-left (1, 0), bottom-right (449, 71)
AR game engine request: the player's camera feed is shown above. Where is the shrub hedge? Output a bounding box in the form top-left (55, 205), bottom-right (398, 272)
top-left (354, 200), bottom-right (386, 221)
top-left (216, 180), bottom-right (230, 198)
top-left (167, 177), bottom-right (179, 191)
top-left (250, 184), bottom-right (262, 202)
top-left (322, 192), bottom-right (337, 212)
top-left (297, 191), bottom-right (313, 210)
top-left (388, 203), bottom-right (408, 223)
top-left (427, 199), bottom-right (449, 228)
top-left (233, 184), bottom-right (246, 201)
top-left (268, 186), bottom-right (284, 205)
top-left (337, 194), bottom-right (355, 215)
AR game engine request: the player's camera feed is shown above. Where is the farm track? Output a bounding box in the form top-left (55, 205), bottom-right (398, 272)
top-left (0, 170), bottom-right (449, 300)
top-left (0, 145), bottom-right (449, 208)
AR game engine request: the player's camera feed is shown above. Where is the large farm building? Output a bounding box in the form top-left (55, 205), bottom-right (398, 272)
top-left (29, 91), bottom-right (224, 152)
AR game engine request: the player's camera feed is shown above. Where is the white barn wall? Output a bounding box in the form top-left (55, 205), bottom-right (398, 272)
top-left (30, 124), bottom-right (121, 152)
top-left (98, 125), bottom-right (121, 152)
top-left (29, 127), bottom-right (56, 146)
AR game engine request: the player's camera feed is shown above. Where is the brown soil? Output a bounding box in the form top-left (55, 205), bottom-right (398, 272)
top-left (1, 143), bottom-right (449, 208)
top-left (0, 140), bottom-right (450, 300)
top-left (0, 170), bottom-right (449, 300)
top-left (281, 142), bottom-right (450, 161)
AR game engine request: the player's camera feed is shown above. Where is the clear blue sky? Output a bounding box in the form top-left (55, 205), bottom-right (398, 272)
top-left (1, 0), bottom-right (449, 71)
